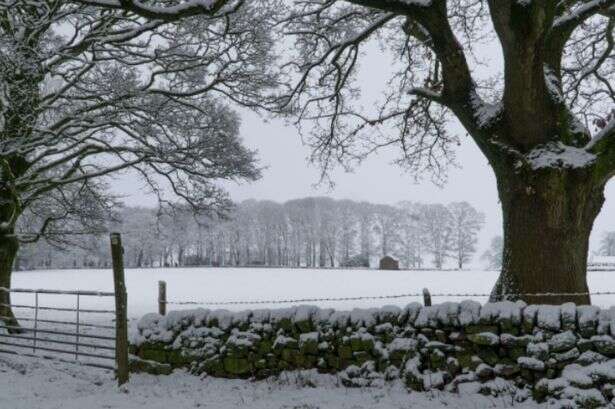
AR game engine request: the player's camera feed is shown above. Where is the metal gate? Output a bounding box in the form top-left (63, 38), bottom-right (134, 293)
top-left (0, 288), bottom-right (117, 370)
top-left (0, 233), bottom-right (129, 385)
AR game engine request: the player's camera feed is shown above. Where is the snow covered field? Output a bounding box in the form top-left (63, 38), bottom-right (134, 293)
top-left (0, 354), bottom-right (546, 409)
top-left (10, 267), bottom-right (615, 320)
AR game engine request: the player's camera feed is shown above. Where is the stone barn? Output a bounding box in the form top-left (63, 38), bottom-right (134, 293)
top-left (379, 255), bottom-right (399, 270)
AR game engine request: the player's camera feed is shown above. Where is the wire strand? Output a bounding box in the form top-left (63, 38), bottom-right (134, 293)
top-left (163, 290), bottom-right (615, 306)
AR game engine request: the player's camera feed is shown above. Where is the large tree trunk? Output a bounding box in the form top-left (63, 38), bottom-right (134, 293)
top-left (491, 168), bottom-right (605, 305)
top-left (0, 234), bottom-right (22, 332)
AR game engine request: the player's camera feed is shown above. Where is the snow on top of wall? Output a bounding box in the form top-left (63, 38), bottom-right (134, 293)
top-left (134, 300), bottom-right (615, 347)
top-left (526, 141), bottom-right (596, 170)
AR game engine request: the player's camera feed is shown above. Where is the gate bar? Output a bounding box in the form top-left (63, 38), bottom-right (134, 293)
top-left (0, 325), bottom-right (115, 340)
top-left (0, 288), bottom-right (114, 296)
top-left (0, 348), bottom-right (115, 371)
top-left (0, 333), bottom-right (115, 350)
top-left (0, 340), bottom-right (115, 360)
top-left (0, 303), bottom-right (114, 314)
top-left (0, 316), bottom-right (115, 330)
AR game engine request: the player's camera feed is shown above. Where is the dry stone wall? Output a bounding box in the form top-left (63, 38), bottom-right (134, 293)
top-left (131, 301), bottom-right (615, 408)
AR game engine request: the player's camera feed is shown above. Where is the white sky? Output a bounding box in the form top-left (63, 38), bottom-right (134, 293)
top-left (110, 30), bottom-right (615, 260)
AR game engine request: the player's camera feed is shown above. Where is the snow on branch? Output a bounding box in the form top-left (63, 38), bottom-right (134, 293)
top-left (553, 0), bottom-right (615, 28)
top-left (469, 91), bottom-right (503, 130)
top-left (408, 87), bottom-right (443, 103)
top-left (0, 0), bottom-right (276, 235)
top-left (76, 0), bottom-right (228, 20)
top-left (526, 142), bottom-right (597, 170)
top-left (585, 118), bottom-right (615, 151)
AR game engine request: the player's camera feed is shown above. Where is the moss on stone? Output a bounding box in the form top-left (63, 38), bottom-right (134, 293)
top-left (281, 348), bottom-right (298, 363)
top-left (167, 349), bottom-right (192, 366)
top-left (468, 332), bottom-right (500, 347)
top-left (338, 344), bottom-right (353, 360)
top-left (326, 354), bottom-right (340, 370)
top-left (477, 347), bottom-right (500, 367)
top-left (578, 338), bottom-right (594, 353)
top-left (257, 339), bottom-right (273, 355)
top-left (223, 357), bottom-right (251, 376)
top-left (465, 325), bottom-right (499, 335)
top-left (139, 346), bottom-right (167, 363)
top-left (202, 356), bottom-right (225, 376)
top-left (429, 350), bottom-right (446, 370)
top-left (454, 350), bottom-right (473, 369)
top-left (353, 351), bottom-right (372, 366)
top-left (300, 338), bottom-right (319, 355)
top-left (295, 319), bottom-right (313, 333)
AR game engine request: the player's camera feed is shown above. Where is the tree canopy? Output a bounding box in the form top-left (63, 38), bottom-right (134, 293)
top-left (0, 0), bottom-right (280, 240)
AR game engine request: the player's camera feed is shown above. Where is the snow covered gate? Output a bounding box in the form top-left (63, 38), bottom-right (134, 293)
top-left (0, 233), bottom-right (129, 385)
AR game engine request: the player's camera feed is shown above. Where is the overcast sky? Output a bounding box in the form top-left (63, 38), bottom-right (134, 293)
top-left (110, 35), bottom-right (615, 261)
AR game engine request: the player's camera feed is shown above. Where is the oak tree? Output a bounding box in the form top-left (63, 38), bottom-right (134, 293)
top-left (276, 0), bottom-right (615, 304)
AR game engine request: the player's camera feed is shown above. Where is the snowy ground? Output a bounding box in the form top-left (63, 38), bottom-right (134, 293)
top-left (5, 267), bottom-right (615, 408)
top-left (10, 267), bottom-right (615, 320)
top-left (0, 354), bottom-right (547, 409)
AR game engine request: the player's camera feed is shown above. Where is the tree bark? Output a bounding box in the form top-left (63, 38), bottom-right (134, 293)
top-left (490, 168), bottom-right (605, 305)
top-left (0, 234), bottom-right (22, 332)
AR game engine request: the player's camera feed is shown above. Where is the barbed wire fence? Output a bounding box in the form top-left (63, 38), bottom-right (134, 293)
top-left (155, 279), bottom-right (615, 314)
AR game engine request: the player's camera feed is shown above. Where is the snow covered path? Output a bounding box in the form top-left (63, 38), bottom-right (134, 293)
top-left (0, 355), bottom-right (545, 409)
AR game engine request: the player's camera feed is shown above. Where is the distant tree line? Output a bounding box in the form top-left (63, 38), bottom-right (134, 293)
top-left (16, 198), bottom-right (485, 271)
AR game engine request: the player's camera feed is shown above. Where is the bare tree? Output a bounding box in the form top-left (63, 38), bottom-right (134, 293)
top-left (337, 199), bottom-right (357, 266)
top-left (373, 204), bottom-right (401, 258)
top-left (0, 1), bottom-right (275, 329)
top-left (356, 201), bottom-right (374, 266)
top-left (420, 203), bottom-right (453, 269)
top-left (482, 235), bottom-right (504, 271)
top-left (601, 232), bottom-right (615, 257)
top-left (448, 201), bottom-right (485, 269)
top-left (397, 201), bottom-right (424, 269)
top-left (275, 0), bottom-right (615, 303)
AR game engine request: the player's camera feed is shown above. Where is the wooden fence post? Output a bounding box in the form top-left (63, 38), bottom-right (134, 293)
top-left (110, 233), bottom-right (129, 386)
top-left (158, 281), bottom-right (167, 316)
top-left (423, 288), bottom-right (432, 307)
